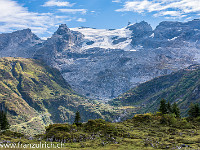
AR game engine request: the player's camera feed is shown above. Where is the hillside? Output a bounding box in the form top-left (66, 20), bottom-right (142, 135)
top-left (110, 64), bottom-right (200, 116)
top-left (0, 57), bottom-right (130, 135)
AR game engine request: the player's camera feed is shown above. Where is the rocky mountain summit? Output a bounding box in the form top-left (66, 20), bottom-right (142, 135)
top-left (127, 21), bottom-right (153, 46)
top-left (33, 24), bottom-right (84, 66)
top-left (0, 20), bottom-right (200, 100)
top-left (0, 29), bottom-right (42, 58)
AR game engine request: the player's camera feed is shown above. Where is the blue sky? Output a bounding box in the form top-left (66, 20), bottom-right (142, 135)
top-left (0, 0), bottom-right (200, 38)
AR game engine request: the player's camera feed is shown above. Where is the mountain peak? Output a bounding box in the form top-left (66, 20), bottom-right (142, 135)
top-left (55, 24), bottom-right (70, 35)
top-left (126, 21), bottom-right (152, 32)
top-left (13, 28), bottom-right (32, 35)
top-left (22, 28), bottom-right (32, 32)
top-left (59, 24), bottom-right (68, 29)
top-left (192, 19), bottom-right (200, 22)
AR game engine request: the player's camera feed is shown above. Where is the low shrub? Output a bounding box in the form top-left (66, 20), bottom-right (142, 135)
top-left (160, 114), bottom-right (177, 126)
top-left (132, 113), bottom-right (153, 122)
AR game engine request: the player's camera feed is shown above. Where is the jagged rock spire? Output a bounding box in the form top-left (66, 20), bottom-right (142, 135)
top-left (55, 24), bottom-right (70, 35)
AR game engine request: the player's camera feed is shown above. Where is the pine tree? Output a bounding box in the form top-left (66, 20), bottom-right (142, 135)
top-left (188, 103), bottom-right (200, 118)
top-left (172, 103), bottom-right (180, 118)
top-left (0, 111), bottom-right (2, 130)
top-left (74, 111), bottom-right (81, 126)
top-left (0, 110), bottom-right (10, 130)
top-left (167, 102), bottom-right (172, 114)
top-left (159, 99), bottom-right (168, 114)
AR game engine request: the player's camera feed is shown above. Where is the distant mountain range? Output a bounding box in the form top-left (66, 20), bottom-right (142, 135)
top-left (0, 19), bottom-right (200, 101)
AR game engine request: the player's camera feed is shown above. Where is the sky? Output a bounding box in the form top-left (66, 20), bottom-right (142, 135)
top-left (0, 0), bottom-right (200, 38)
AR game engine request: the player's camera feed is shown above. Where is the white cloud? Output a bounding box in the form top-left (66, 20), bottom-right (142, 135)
top-left (0, 0), bottom-right (72, 36)
top-left (115, 0), bottom-right (200, 18)
top-left (55, 15), bottom-right (68, 19)
top-left (0, 0), bottom-right (53, 33)
top-left (154, 11), bottom-right (183, 17)
top-left (42, 0), bottom-right (74, 7)
top-left (112, 0), bottom-right (122, 3)
top-left (77, 18), bottom-right (86, 22)
top-left (0, 0), bottom-right (89, 36)
top-left (59, 9), bottom-right (87, 14)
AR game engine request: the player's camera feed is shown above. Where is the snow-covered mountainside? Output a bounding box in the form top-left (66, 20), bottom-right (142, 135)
top-left (70, 27), bottom-right (133, 51)
top-left (0, 19), bottom-right (200, 100)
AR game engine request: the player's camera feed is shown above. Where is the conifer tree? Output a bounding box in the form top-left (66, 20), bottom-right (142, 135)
top-left (0, 111), bottom-right (2, 129)
top-left (167, 102), bottom-right (172, 114)
top-left (188, 103), bottom-right (200, 118)
top-left (0, 110), bottom-right (10, 130)
top-left (172, 103), bottom-right (180, 118)
top-left (159, 99), bottom-right (168, 114)
top-left (74, 111), bottom-right (81, 126)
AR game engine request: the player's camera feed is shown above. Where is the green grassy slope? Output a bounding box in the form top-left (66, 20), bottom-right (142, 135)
top-left (43, 114), bottom-right (200, 149)
top-left (109, 65), bottom-right (200, 116)
top-left (0, 57), bottom-right (132, 135)
top-left (2, 113), bottom-right (199, 150)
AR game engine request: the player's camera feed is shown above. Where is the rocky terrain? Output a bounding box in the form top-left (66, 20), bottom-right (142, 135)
top-left (0, 19), bottom-right (200, 100)
top-left (0, 29), bottom-right (42, 58)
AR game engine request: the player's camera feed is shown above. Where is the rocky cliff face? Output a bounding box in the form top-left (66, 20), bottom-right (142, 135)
top-left (0, 29), bottom-right (42, 58)
top-left (57, 20), bottom-right (200, 100)
top-left (0, 20), bottom-right (200, 100)
top-left (33, 24), bottom-right (84, 66)
top-left (127, 21), bottom-right (153, 46)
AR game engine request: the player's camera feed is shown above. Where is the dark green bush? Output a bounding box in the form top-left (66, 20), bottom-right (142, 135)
top-left (132, 113), bottom-right (153, 122)
top-left (85, 119), bottom-right (106, 132)
top-left (160, 114), bottom-right (177, 125)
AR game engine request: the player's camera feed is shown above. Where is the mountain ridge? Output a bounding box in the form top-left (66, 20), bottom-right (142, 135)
top-left (0, 19), bottom-right (200, 100)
